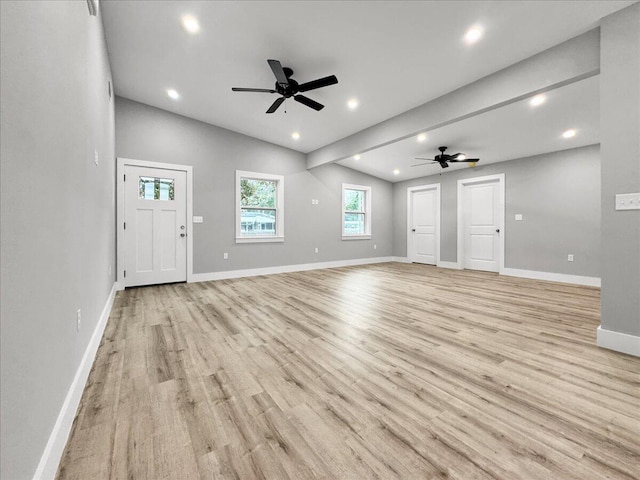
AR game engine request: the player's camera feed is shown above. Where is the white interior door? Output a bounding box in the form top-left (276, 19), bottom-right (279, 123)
top-left (408, 186), bottom-right (439, 265)
top-left (462, 180), bottom-right (501, 272)
top-left (124, 165), bottom-right (187, 287)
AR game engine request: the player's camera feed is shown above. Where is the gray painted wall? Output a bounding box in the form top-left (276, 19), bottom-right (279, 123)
top-left (115, 97), bottom-right (393, 274)
top-left (0, 2), bottom-right (116, 479)
top-left (600, 4), bottom-right (640, 337)
top-left (393, 145), bottom-right (601, 277)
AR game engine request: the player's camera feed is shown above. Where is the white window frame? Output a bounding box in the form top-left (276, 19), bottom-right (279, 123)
top-left (342, 183), bottom-right (372, 240)
top-left (236, 170), bottom-right (284, 243)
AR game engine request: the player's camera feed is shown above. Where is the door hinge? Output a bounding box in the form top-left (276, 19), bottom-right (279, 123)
top-left (124, 222), bottom-right (126, 230)
top-left (124, 174), bottom-right (126, 181)
top-left (124, 270), bottom-right (126, 278)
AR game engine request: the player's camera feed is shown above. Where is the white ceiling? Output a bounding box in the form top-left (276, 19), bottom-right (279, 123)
top-left (101, 1), bottom-right (631, 153)
top-left (337, 75), bottom-right (600, 182)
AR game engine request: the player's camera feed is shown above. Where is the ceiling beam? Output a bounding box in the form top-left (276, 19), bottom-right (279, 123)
top-left (306, 29), bottom-right (600, 170)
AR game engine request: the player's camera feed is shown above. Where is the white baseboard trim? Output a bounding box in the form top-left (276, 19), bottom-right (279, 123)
top-left (501, 267), bottom-right (601, 287)
top-left (437, 261), bottom-right (462, 270)
top-left (596, 326), bottom-right (640, 357)
top-left (33, 282), bottom-right (117, 480)
top-left (391, 256), bottom-right (410, 263)
top-left (190, 256), bottom-right (395, 282)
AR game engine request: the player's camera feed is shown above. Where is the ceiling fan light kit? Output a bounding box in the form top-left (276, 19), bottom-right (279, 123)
top-left (412, 146), bottom-right (480, 169)
top-left (232, 59), bottom-right (338, 114)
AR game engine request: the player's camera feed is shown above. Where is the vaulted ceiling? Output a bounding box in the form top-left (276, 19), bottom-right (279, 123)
top-left (101, 0), bottom-right (634, 180)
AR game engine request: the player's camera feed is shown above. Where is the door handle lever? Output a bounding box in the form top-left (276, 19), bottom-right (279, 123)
top-left (180, 233), bottom-right (186, 237)
top-left (496, 229), bottom-right (500, 233)
top-left (412, 229), bottom-right (416, 232)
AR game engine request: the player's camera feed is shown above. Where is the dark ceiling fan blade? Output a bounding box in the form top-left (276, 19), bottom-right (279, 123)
top-left (232, 87), bottom-right (276, 93)
top-left (411, 161), bottom-right (438, 167)
top-left (266, 97), bottom-right (285, 114)
top-left (298, 75), bottom-right (338, 92)
top-left (439, 162), bottom-right (450, 169)
top-left (267, 59), bottom-right (289, 87)
top-left (449, 158), bottom-right (480, 163)
top-left (294, 95), bottom-right (324, 111)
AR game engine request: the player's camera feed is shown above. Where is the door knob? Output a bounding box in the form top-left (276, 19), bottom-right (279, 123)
top-left (496, 228), bottom-right (500, 233)
top-left (180, 233), bottom-right (186, 237)
top-left (412, 229), bottom-right (416, 232)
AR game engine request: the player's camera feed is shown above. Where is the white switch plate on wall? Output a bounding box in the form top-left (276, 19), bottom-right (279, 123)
top-left (193, 216), bottom-right (203, 223)
top-left (615, 193), bottom-right (640, 210)
top-left (515, 214), bottom-right (523, 221)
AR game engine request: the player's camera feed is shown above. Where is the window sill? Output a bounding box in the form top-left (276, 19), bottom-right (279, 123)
top-left (236, 236), bottom-right (285, 244)
top-left (342, 235), bottom-right (372, 241)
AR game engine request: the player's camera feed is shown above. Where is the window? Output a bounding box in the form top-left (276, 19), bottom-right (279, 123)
top-left (236, 170), bottom-right (284, 243)
top-left (139, 177), bottom-right (174, 200)
top-left (342, 183), bottom-right (371, 239)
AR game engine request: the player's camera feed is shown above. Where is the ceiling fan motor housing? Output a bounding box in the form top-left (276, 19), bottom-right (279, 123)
top-left (276, 78), bottom-right (299, 98)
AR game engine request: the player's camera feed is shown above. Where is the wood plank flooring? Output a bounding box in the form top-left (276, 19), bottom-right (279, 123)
top-left (57, 263), bottom-right (640, 479)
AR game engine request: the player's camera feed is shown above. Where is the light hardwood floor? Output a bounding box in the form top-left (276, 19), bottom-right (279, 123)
top-left (57, 263), bottom-right (640, 479)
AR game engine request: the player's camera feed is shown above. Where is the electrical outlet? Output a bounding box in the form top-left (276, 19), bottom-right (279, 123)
top-left (76, 309), bottom-right (81, 332)
top-left (314, 247), bottom-right (319, 254)
top-left (223, 252), bottom-right (228, 260)
top-left (615, 192), bottom-right (640, 210)
top-left (374, 244), bottom-right (377, 250)
top-left (568, 254), bottom-right (574, 262)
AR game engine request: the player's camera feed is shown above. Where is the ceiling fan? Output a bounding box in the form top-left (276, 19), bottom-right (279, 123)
top-left (232, 59), bottom-right (338, 114)
top-left (412, 146), bottom-right (480, 169)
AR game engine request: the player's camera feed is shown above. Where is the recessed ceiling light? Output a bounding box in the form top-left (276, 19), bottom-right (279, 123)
top-left (291, 131), bottom-right (301, 140)
top-left (464, 26), bottom-right (483, 45)
top-left (347, 98), bottom-right (359, 110)
top-left (353, 154), bottom-right (361, 160)
top-left (393, 169), bottom-right (400, 176)
top-left (530, 94), bottom-right (546, 107)
top-left (167, 89), bottom-right (180, 100)
top-left (562, 128), bottom-right (577, 139)
top-left (181, 15), bottom-right (200, 34)
top-left (457, 154), bottom-right (466, 160)
top-left (417, 133), bottom-right (427, 143)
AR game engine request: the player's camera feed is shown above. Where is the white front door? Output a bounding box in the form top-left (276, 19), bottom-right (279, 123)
top-left (462, 180), bottom-right (501, 272)
top-left (408, 186), bottom-right (439, 265)
top-left (124, 165), bottom-right (187, 287)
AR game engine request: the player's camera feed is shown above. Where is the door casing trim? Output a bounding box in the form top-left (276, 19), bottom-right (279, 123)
top-left (116, 157), bottom-right (194, 287)
top-left (456, 173), bottom-right (505, 273)
top-left (406, 183), bottom-right (441, 265)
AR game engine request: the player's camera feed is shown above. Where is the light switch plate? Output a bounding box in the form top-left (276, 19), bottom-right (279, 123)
top-left (615, 193), bottom-right (640, 210)
top-left (193, 216), bottom-right (203, 223)
top-left (515, 214), bottom-right (523, 221)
